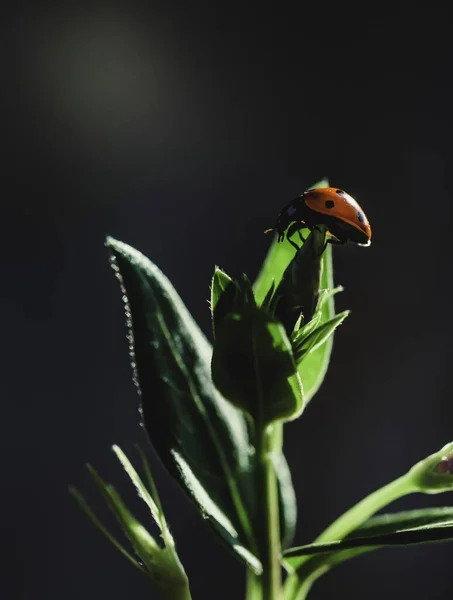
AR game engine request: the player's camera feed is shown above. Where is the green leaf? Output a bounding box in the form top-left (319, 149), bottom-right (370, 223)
top-left (106, 237), bottom-right (261, 571)
top-left (292, 311), bottom-right (350, 363)
top-left (283, 507), bottom-right (453, 568)
top-left (261, 281), bottom-right (276, 314)
top-left (112, 445), bottom-right (161, 529)
top-left (290, 287), bottom-right (342, 345)
top-left (296, 241), bottom-right (335, 403)
top-left (254, 178), bottom-right (329, 306)
top-left (272, 229), bottom-right (327, 336)
top-left (346, 506), bottom-right (453, 539)
top-left (282, 509), bottom-right (453, 600)
top-left (81, 463), bottom-right (191, 600)
top-left (69, 486), bottom-right (147, 574)
top-left (211, 300), bottom-right (304, 424)
top-left (274, 451), bottom-right (297, 549)
top-left (87, 464), bottom-right (161, 558)
top-left (210, 267), bottom-right (234, 340)
top-left (211, 267), bottom-right (233, 314)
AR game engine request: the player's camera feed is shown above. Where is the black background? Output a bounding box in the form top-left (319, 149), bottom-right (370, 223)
top-left (3, 3), bottom-right (453, 599)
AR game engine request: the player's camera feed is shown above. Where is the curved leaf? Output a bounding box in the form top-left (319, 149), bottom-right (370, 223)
top-left (283, 507), bottom-right (453, 569)
top-left (296, 242), bottom-right (335, 403)
top-left (272, 229), bottom-right (326, 336)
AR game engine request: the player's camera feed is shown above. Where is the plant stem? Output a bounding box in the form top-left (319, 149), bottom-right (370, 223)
top-left (256, 423), bottom-right (282, 600)
top-left (163, 582), bottom-right (193, 600)
top-left (246, 569), bottom-right (263, 600)
top-left (284, 473), bottom-right (416, 600)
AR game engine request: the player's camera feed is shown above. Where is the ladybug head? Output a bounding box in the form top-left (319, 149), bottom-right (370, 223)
top-left (274, 200), bottom-right (300, 241)
top-left (265, 198), bottom-right (300, 241)
top-left (274, 211), bottom-right (287, 242)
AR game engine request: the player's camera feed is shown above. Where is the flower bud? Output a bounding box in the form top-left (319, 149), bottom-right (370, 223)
top-left (409, 442), bottom-right (453, 493)
top-left (211, 276), bottom-right (304, 424)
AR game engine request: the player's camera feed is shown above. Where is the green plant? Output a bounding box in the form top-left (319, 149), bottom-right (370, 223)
top-left (71, 179), bottom-right (453, 600)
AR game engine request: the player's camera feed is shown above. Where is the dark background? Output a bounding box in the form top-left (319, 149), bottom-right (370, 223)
top-left (3, 3), bottom-right (452, 599)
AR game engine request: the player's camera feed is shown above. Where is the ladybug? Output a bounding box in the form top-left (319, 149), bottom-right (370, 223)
top-left (266, 187), bottom-right (372, 250)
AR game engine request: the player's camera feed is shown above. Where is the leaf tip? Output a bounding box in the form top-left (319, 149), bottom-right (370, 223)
top-left (105, 235), bottom-right (120, 249)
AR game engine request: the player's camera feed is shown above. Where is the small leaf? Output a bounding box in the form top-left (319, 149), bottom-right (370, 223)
top-left (211, 267), bottom-right (233, 314)
top-left (83, 464), bottom-right (191, 599)
top-left (292, 311), bottom-right (350, 363)
top-left (272, 229), bottom-right (327, 336)
top-left (296, 241), bottom-right (336, 403)
top-left (87, 465), bottom-right (161, 559)
top-left (135, 446), bottom-right (165, 516)
top-left (112, 445), bottom-right (161, 529)
top-left (292, 286), bottom-right (343, 343)
top-left (210, 267), bottom-right (235, 340)
top-left (261, 281), bottom-right (276, 314)
top-left (69, 486), bottom-right (147, 574)
top-left (283, 507), bottom-right (453, 574)
top-left (212, 302), bottom-right (304, 424)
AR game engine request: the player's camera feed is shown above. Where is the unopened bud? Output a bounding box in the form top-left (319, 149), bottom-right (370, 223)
top-left (409, 442), bottom-right (453, 493)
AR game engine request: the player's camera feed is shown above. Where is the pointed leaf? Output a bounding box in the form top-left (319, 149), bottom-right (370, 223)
top-left (87, 465), bottom-right (160, 556)
top-left (211, 267), bottom-right (233, 314)
top-left (69, 486), bottom-right (147, 574)
top-left (293, 311), bottom-right (350, 363)
top-left (296, 241), bottom-right (335, 403)
top-left (283, 507), bottom-right (453, 568)
top-left (210, 267), bottom-right (234, 340)
top-left (106, 238), bottom-right (260, 570)
top-left (291, 286), bottom-right (343, 344)
top-left (274, 452), bottom-right (297, 549)
top-left (260, 281), bottom-right (276, 314)
top-left (86, 465), bottom-right (191, 599)
top-left (272, 229), bottom-right (326, 336)
top-left (112, 445), bottom-right (161, 529)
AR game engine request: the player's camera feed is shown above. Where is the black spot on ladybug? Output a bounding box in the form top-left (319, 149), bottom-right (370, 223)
top-left (325, 200), bottom-right (335, 209)
top-left (336, 189), bottom-right (345, 196)
top-left (357, 211), bottom-right (364, 223)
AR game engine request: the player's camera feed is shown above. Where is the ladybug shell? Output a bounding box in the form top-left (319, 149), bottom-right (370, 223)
top-left (304, 187), bottom-right (372, 246)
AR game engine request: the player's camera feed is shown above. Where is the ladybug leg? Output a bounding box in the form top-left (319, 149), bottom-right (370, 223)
top-left (285, 222), bottom-right (304, 250)
top-left (323, 238), bottom-right (346, 253)
top-left (288, 237), bottom-right (300, 251)
top-left (297, 229), bottom-right (306, 243)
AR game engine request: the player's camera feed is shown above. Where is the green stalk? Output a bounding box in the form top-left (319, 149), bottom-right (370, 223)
top-left (256, 423), bottom-right (282, 600)
top-left (284, 472), bottom-right (416, 600)
top-left (246, 570), bottom-right (263, 600)
top-left (160, 580), bottom-right (193, 600)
